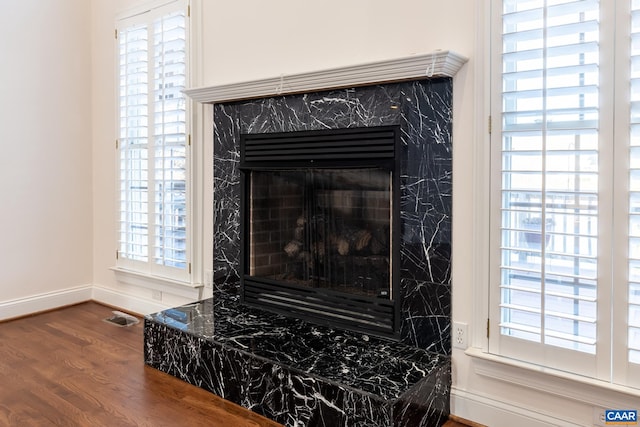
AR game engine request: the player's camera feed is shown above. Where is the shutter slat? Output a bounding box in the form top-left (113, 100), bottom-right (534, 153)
top-left (500, 0), bottom-right (599, 354)
top-left (118, 8), bottom-right (188, 270)
top-left (630, 2), bottom-right (640, 365)
top-left (152, 10), bottom-right (188, 269)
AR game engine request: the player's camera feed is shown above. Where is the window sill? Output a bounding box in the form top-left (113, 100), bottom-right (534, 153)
top-left (110, 267), bottom-right (203, 300)
top-left (464, 347), bottom-right (640, 406)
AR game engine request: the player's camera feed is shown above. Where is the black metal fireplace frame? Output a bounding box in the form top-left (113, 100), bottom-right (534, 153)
top-left (239, 126), bottom-right (401, 338)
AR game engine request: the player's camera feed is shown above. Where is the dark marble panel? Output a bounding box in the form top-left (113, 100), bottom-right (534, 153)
top-left (144, 321), bottom-right (221, 391)
top-left (145, 297), bottom-right (450, 426)
top-left (393, 359), bottom-right (450, 427)
top-left (245, 360), bottom-right (394, 427)
top-left (212, 79), bottom-right (453, 355)
top-left (400, 279), bottom-right (452, 353)
top-left (397, 79), bottom-right (452, 283)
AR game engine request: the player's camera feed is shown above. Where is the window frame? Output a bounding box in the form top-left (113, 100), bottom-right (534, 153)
top-left (486, 0), bottom-right (640, 389)
top-left (114, 0), bottom-right (194, 285)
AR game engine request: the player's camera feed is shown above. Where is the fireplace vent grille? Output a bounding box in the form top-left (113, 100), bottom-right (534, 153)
top-left (244, 278), bottom-right (395, 336)
top-left (241, 127), bottom-right (396, 166)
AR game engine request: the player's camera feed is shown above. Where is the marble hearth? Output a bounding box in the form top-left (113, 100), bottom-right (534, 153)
top-left (145, 297), bottom-right (450, 426)
top-left (144, 52), bottom-right (466, 427)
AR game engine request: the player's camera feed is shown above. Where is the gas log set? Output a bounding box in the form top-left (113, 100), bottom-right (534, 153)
top-left (281, 213), bottom-right (390, 297)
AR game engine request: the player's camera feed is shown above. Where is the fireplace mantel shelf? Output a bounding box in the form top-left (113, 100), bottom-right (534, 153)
top-left (184, 50), bottom-right (468, 104)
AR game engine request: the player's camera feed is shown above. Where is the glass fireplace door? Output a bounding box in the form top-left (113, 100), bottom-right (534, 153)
top-left (248, 168), bottom-right (392, 299)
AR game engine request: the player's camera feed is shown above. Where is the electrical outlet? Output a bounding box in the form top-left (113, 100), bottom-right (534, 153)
top-left (152, 290), bottom-right (162, 301)
top-left (453, 321), bottom-right (468, 349)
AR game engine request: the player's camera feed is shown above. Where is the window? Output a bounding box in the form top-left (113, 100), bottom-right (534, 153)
top-left (490, 0), bottom-right (640, 388)
top-left (628, 0), bottom-right (640, 370)
top-left (116, 1), bottom-right (190, 281)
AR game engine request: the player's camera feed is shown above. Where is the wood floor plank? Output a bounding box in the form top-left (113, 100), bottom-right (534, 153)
top-left (0, 302), bottom-right (484, 427)
top-left (0, 302), bottom-right (282, 427)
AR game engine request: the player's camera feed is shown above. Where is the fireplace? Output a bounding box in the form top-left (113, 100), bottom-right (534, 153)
top-left (145, 52), bottom-right (467, 426)
top-left (240, 126), bottom-right (400, 337)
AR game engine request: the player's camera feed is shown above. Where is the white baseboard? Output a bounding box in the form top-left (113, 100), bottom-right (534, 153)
top-left (91, 286), bottom-right (169, 316)
top-left (0, 285), bottom-right (93, 321)
top-left (450, 388), bottom-right (584, 427)
top-left (0, 285), bottom-right (173, 322)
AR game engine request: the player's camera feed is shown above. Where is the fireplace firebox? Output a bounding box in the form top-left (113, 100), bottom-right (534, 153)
top-left (240, 126), bottom-right (400, 337)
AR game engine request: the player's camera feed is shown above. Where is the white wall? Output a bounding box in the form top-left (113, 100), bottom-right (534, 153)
top-left (89, 0), bottom-right (477, 314)
top-left (0, 0), bottom-right (93, 318)
top-left (198, 0), bottom-right (474, 86)
top-left (2, 0), bottom-right (626, 424)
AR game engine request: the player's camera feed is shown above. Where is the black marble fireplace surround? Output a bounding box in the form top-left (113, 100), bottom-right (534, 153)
top-left (145, 77), bottom-right (453, 426)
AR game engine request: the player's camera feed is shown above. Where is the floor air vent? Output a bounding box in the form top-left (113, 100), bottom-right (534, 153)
top-left (103, 310), bottom-right (139, 327)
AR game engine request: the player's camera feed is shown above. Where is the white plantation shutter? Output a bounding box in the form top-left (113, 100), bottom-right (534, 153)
top-left (629, 0), bottom-right (640, 372)
top-left (153, 11), bottom-right (187, 270)
top-left (119, 23), bottom-right (149, 264)
top-left (117, 2), bottom-right (189, 279)
top-left (498, 0), bottom-right (600, 366)
top-left (493, 0), bottom-right (640, 389)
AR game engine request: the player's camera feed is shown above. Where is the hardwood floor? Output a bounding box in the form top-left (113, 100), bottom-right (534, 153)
top-left (0, 302), bottom-right (281, 426)
top-left (443, 422), bottom-right (472, 427)
top-left (444, 415), bottom-right (486, 427)
top-left (0, 301), bottom-right (478, 427)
